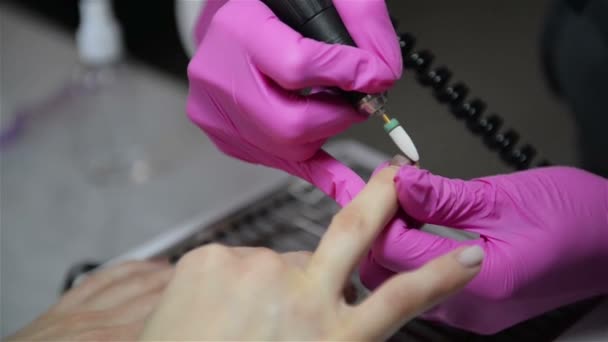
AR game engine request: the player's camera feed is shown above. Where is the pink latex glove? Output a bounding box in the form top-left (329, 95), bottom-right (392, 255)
top-left (187, 0), bottom-right (402, 205)
top-left (360, 163), bottom-right (608, 334)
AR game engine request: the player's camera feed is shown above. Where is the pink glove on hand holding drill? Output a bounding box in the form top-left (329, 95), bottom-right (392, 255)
top-left (188, 0), bottom-right (402, 206)
top-left (188, 0), bottom-right (608, 334)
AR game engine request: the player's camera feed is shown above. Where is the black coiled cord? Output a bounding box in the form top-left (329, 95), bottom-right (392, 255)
top-left (398, 32), bottom-right (552, 170)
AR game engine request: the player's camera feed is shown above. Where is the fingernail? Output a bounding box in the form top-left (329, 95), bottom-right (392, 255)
top-left (457, 245), bottom-right (484, 268)
top-left (390, 154), bottom-right (412, 167)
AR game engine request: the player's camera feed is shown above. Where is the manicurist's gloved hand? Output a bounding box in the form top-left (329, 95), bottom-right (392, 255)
top-left (360, 162), bottom-right (608, 334)
top-left (187, 0), bottom-right (402, 205)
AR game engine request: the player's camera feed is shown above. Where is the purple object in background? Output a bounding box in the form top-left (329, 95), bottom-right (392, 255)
top-left (0, 114), bottom-right (26, 147)
top-left (0, 77), bottom-right (86, 149)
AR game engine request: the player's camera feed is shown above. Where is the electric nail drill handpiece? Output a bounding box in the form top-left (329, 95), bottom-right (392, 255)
top-left (261, 0), bottom-right (420, 162)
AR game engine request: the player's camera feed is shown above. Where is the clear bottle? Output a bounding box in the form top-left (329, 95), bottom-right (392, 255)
top-left (69, 0), bottom-right (151, 187)
top-left (3, 0), bottom-right (161, 187)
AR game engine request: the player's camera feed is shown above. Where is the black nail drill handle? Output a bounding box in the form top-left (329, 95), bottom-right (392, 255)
top-left (261, 0), bottom-right (365, 105)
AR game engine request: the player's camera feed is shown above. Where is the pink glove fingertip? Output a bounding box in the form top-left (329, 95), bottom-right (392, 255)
top-left (358, 251), bottom-right (395, 290)
top-left (395, 166), bottom-right (495, 228)
top-left (394, 166), bottom-right (437, 221)
top-left (333, 0), bottom-right (403, 78)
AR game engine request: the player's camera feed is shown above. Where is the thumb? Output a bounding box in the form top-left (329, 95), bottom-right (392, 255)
top-left (333, 0), bottom-right (402, 77)
top-left (395, 166), bottom-right (497, 229)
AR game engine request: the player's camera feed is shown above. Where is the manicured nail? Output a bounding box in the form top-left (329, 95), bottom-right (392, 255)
top-left (390, 154), bottom-right (412, 167)
top-left (457, 245), bottom-right (484, 268)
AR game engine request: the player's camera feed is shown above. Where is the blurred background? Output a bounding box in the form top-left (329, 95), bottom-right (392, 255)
top-left (0, 0), bottom-right (590, 336)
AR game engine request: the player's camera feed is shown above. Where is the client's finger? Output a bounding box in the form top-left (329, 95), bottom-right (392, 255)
top-left (84, 267), bottom-right (174, 311)
top-left (57, 261), bottom-right (169, 311)
top-left (348, 246), bottom-right (484, 341)
top-left (308, 165), bottom-right (399, 295)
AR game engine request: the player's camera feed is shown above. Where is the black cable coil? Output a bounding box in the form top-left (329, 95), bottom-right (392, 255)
top-left (398, 32), bottom-right (552, 170)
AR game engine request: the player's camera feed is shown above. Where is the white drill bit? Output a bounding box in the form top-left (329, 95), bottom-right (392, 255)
top-left (382, 114), bottom-right (420, 163)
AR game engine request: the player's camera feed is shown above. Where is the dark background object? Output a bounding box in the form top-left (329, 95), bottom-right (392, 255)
top-left (399, 32), bottom-right (548, 170)
top-left (6, 0), bottom-right (191, 82)
top-left (9, 0), bottom-right (606, 176)
top-left (541, 0), bottom-right (608, 177)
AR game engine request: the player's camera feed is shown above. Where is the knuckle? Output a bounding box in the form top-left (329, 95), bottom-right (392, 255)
top-left (79, 261), bottom-right (144, 287)
top-left (124, 273), bottom-right (155, 293)
top-left (78, 274), bottom-right (104, 290)
top-left (64, 311), bottom-right (103, 330)
top-left (113, 260), bottom-right (158, 275)
top-left (203, 243), bottom-right (233, 258)
top-left (271, 114), bottom-right (308, 145)
top-left (178, 244), bottom-right (231, 270)
top-left (249, 249), bottom-right (284, 274)
top-left (276, 51), bottom-right (307, 89)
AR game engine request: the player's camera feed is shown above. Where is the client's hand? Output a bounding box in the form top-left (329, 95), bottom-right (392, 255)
top-left (360, 162), bottom-right (608, 334)
top-left (140, 166), bottom-right (483, 341)
top-left (7, 261), bottom-right (173, 341)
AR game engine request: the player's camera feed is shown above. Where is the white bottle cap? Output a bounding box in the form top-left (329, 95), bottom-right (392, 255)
top-left (76, 0), bottom-right (123, 66)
